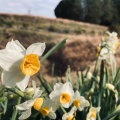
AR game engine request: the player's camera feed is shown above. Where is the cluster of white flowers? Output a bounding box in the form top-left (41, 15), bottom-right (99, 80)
top-left (98, 32), bottom-right (119, 61)
top-left (0, 40), bottom-right (101, 120)
top-left (16, 80), bottom-right (100, 120)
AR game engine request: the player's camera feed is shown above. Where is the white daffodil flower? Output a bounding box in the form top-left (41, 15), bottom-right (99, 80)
top-left (16, 81), bottom-right (43, 120)
top-left (40, 99), bottom-right (57, 119)
top-left (86, 107), bottom-right (101, 120)
top-left (0, 40), bottom-right (45, 91)
top-left (49, 82), bottom-right (74, 108)
top-left (72, 90), bottom-right (89, 111)
top-left (62, 106), bottom-right (77, 120)
top-left (99, 47), bottom-right (110, 60)
top-left (106, 31), bottom-right (119, 54)
top-left (107, 31), bottom-right (118, 41)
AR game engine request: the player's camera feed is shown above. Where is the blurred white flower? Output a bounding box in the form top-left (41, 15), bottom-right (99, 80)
top-left (107, 32), bottom-right (119, 54)
top-left (62, 106), bottom-right (77, 120)
top-left (99, 47), bottom-right (109, 60)
top-left (86, 107), bottom-right (101, 120)
top-left (98, 31), bottom-right (119, 61)
top-left (16, 81), bottom-right (43, 120)
top-left (49, 82), bottom-right (74, 108)
top-left (106, 83), bottom-right (118, 103)
top-left (40, 99), bottom-right (57, 119)
top-left (72, 90), bottom-right (89, 111)
top-left (0, 40), bottom-right (45, 91)
top-left (107, 31), bottom-right (118, 42)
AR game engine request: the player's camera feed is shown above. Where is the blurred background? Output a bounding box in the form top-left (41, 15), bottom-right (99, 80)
top-left (0, 0), bottom-right (120, 81)
top-left (0, 0), bottom-right (60, 18)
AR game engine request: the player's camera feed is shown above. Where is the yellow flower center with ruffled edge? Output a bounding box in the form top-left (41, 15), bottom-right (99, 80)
top-left (90, 111), bottom-right (96, 118)
top-left (67, 116), bottom-right (75, 120)
top-left (113, 42), bottom-right (119, 50)
top-left (97, 46), bottom-right (101, 52)
top-left (60, 93), bottom-right (71, 104)
top-left (40, 107), bottom-right (50, 116)
top-left (20, 54), bottom-right (40, 76)
top-left (33, 98), bottom-right (43, 111)
top-left (73, 100), bottom-right (80, 107)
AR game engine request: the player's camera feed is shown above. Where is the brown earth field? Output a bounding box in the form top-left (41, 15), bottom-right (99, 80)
top-left (0, 13), bottom-right (120, 83)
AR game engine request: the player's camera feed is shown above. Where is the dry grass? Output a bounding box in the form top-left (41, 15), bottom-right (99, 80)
top-left (0, 13), bottom-right (110, 80)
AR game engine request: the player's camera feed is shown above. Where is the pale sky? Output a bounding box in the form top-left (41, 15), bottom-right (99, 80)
top-left (0, 0), bottom-right (61, 18)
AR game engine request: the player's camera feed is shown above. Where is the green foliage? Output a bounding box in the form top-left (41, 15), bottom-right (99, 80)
top-left (101, 0), bottom-right (117, 26)
top-left (55, 0), bottom-right (120, 26)
top-left (0, 32), bottom-right (120, 120)
top-left (84, 0), bottom-right (102, 24)
top-left (55, 0), bottom-right (83, 21)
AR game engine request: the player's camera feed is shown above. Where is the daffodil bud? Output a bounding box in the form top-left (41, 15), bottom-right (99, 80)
top-left (87, 72), bottom-right (92, 80)
top-left (96, 76), bottom-right (100, 83)
top-left (25, 87), bottom-right (34, 96)
top-left (90, 88), bottom-right (94, 93)
top-left (106, 83), bottom-right (115, 91)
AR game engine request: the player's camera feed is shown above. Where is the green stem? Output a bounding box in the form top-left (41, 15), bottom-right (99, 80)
top-left (0, 97), bottom-right (7, 102)
top-left (41, 38), bottom-right (67, 63)
top-left (6, 88), bottom-right (31, 100)
top-left (60, 106), bottom-right (66, 114)
top-left (98, 92), bottom-right (102, 107)
top-left (37, 74), bottom-right (52, 94)
top-left (102, 110), bottom-right (120, 120)
top-left (11, 97), bottom-right (21, 120)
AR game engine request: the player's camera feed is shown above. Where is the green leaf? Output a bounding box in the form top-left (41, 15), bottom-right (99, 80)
top-left (41, 38), bottom-right (67, 63)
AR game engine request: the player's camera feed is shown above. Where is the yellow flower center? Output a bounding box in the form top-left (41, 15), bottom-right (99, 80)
top-left (73, 100), bottom-right (80, 107)
top-left (20, 54), bottom-right (40, 76)
top-left (90, 111), bottom-right (96, 118)
top-left (96, 53), bottom-right (99, 57)
top-left (40, 107), bottom-right (50, 116)
top-left (97, 46), bottom-right (100, 52)
top-left (67, 116), bottom-right (75, 120)
top-left (33, 98), bottom-right (43, 111)
top-left (60, 93), bottom-right (71, 104)
top-left (113, 42), bottom-right (119, 50)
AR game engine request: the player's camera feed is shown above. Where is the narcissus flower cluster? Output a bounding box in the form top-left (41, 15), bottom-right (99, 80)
top-left (16, 81), bottom-right (100, 120)
top-left (98, 32), bottom-right (119, 61)
top-left (0, 36), bottom-right (120, 120)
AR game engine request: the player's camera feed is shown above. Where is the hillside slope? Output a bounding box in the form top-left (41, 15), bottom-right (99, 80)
top-left (0, 13), bottom-right (111, 80)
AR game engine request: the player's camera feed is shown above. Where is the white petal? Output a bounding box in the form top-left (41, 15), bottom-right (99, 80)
top-left (61, 82), bottom-right (74, 97)
top-left (49, 90), bottom-right (60, 102)
top-left (16, 99), bottom-right (35, 110)
top-left (26, 42), bottom-right (45, 56)
top-left (48, 111), bottom-right (56, 119)
top-left (54, 82), bottom-right (63, 90)
top-left (32, 80), bottom-right (36, 90)
top-left (18, 108), bottom-right (31, 120)
top-left (42, 99), bottom-right (54, 108)
top-left (0, 49), bottom-right (23, 71)
top-left (1, 70), bottom-right (25, 88)
top-left (6, 40), bottom-right (26, 55)
top-left (74, 90), bottom-right (80, 99)
top-left (62, 102), bottom-right (71, 108)
top-left (33, 89), bottom-right (42, 98)
top-left (16, 76), bottom-right (30, 91)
